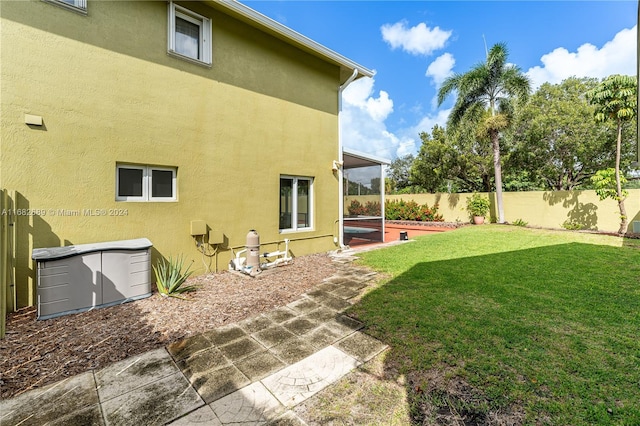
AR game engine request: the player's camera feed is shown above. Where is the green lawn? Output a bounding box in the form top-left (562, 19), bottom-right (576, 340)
top-left (349, 225), bottom-right (640, 425)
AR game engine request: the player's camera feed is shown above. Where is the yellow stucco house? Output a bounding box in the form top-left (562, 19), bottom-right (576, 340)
top-left (0, 0), bottom-right (373, 325)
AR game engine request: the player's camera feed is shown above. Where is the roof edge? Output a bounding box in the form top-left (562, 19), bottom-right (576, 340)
top-left (344, 147), bottom-right (391, 165)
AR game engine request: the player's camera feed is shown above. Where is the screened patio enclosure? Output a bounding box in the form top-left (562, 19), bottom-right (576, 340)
top-left (342, 148), bottom-right (389, 247)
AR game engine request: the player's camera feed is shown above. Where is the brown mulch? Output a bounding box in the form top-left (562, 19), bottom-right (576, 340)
top-left (0, 253), bottom-right (340, 400)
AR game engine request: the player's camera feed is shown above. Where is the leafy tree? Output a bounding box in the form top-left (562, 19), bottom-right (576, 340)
top-left (586, 75), bottom-right (637, 234)
top-left (410, 125), bottom-right (455, 192)
top-left (387, 154), bottom-right (414, 192)
top-left (512, 78), bottom-right (619, 190)
top-left (438, 43), bottom-right (531, 222)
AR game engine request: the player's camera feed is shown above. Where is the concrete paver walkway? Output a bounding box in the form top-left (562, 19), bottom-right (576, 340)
top-left (0, 250), bottom-right (387, 426)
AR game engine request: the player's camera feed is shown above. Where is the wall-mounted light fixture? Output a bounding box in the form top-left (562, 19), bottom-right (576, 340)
top-left (332, 160), bottom-right (343, 171)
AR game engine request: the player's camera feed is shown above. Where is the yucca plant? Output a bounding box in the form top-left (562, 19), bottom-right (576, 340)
top-left (153, 255), bottom-right (196, 298)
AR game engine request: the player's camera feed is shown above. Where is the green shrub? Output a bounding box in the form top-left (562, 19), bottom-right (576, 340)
top-left (512, 218), bottom-right (528, 227)
top-left (465, 193), bottom-right (491, 218)
top-left (153, 255), bottom-right (196, 298)
top-left (385, 199), bottom-right (444, 222)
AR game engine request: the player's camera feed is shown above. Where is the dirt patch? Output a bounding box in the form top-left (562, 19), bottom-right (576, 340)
top-left (0, 253), bottom-right (338, 399)
top-left (405, 366), bottom-right (525, 425)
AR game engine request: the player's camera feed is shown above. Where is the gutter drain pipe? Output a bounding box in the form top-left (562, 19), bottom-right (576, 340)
top-left (338, 68), bottom-right (359, 250)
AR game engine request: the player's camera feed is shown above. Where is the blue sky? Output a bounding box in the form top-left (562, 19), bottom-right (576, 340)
top-left (244, 1), bottom-right (637, 161)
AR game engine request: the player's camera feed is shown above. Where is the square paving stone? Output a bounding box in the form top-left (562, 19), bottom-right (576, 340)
top-left (235, 350), bottom-right (287, 381)
top-left (238, 315), bottom-right (275, 333)
top-left (252, 324), bottom-right (297, 348)
top-left (304, 306), bottom-right (338, 323)
top-left (303, 325), bottom-right (343, 349)
top-left (269, 336), bottom-right (317, 365)
top-left (286, 297), bottom-right (320, 314)
top-left (177, 346), bottom-right (230, 378)
top-left (210, 381), bottom-right (285, 424)
top-left (96, 348), bottom-right (180, 402)
top-left (322, 316), bottom-right (363, 339)
top-left (305, 290), bottom-right (352, 311)
top-left (262, 346), bottom-right (359, 408)
top-left (0, 372), bottom-right (101, 426)
top-left (167, 405), bottom-right (221, 425)
top-left (167, 333), bottom-right (213, 361)
top-left (334, 331), bottom-right (388, 363)
top-left (330, 286), bottom-right (361, 300)
top-left (101, 372), bottom-right (203, 426)
top-left (281, 317), bottom-right (319, 336)
top-left (190, 364), bottom-right (251, 403)
top-left (264, 307), bottom-right (298, 323)
top-left (204, 324), bottom-right (247, 345)
top-left (217, 336), bottom-right (265, 362)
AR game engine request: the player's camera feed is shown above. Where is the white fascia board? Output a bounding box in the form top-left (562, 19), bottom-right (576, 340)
top-left (344, 147), bottom-right (391, 166)
top-left (208, 0), bottom-right (374, 82)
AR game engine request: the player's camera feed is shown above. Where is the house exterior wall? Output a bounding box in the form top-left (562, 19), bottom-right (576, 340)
top-left (1, 0), bottom-right (342, 308)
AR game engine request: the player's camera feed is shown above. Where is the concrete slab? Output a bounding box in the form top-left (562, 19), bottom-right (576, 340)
top-left (238, 315), bottom-right (275, 333)
top-left (281, 317), bottom-right (319, 336)
top-left (189, 364), bottom-right (251, 403)
top-left (262, 346), bottom-right (359, 407)
top-left (235, 350), bottom-right (287, 381)
top-left (329, 285), bottom-right (361, 300)
top-left (303, 306), bottom-right (339, 322)
top-left (302, 325), bottom-right (343, 349)
top-left (305, 290), bottom-right (351, 312)
top-left (177, 346), bottom-right (230, 378)
top-left (210, 381), bottom-right (285, 425)
top-left (95, 348), bottom-right (178, 402)
top-left (334, 331), bottom-right (388, 363)
top-left (0, 372), bottom-right (100, 426)
top-left (286, 297), bottom-right (320, 314)
top-left (204, 324), bottom-right (247, 346)
top-left (217, 336), bottom-right (266, 362)
top-left (322, 316), bottom-right (364, 339)
top-left (252, 324), bottom-right (297, 348)
top-left (167, 333), bottom-right (213, 361)
top-left (269, 336), bottom-right (321, 365)
top-left (263, 307), bottom-right (298, 324)
top-left (101, 372), bottom-right (203, 426)
top-left (167, 405), bottom-right (222, 425)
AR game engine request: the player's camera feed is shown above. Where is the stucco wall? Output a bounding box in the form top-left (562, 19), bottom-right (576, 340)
top-left (347, 190), bottom-right (640, 233)
top-left (1, 0), bottom-right (343, 308)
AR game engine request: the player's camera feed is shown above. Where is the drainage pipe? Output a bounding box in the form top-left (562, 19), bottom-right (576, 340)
top-left (338, 68), bottom-right (360, 249)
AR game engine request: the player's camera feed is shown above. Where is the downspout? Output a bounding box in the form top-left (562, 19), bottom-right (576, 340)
top-left (338, 69), bottom-right (359, 249)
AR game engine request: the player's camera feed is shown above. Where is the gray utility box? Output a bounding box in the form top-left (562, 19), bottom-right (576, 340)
top-left (32, 238), bottom-right (153, 320)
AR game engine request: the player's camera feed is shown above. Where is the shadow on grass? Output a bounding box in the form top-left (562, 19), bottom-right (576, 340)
top-left (349, 242), bottom-right (640, 425)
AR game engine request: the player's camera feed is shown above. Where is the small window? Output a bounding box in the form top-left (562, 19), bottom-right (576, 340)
top-left (43, 0), bottom-right (87, 13)
top-left (116, 165), bottom-right (176, 202)
top-left (280, 176), bottom-right (313, 232)
top-left (168, 2), bottom-right (212, 64)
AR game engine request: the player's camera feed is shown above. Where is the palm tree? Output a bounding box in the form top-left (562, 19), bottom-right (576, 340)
top-left (586, 74), bottom-right (637, 234)
top-left (438, 43), bottom-right (531, 223)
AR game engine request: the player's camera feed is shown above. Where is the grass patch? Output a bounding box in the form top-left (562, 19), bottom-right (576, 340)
top-left (349, 226), bottom-right (640, 424)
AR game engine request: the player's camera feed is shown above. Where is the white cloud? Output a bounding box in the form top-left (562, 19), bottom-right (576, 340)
top-left (426, 52), bottom-right (456, 87)
top-left (381, 21), bottom-right (452, 56)
top-left (342, 77), bottom-right (410, 160)
top-left (527, 25), bottom-right (637, 88)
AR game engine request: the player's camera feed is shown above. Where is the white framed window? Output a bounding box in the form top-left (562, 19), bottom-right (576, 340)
top-left (167, 1), bottom-right (212, 65)
top-left (279, 176), bottom-right (313, 232)
top-left (43, 0), bottom-right (87, 13)
top-left (116, 164), bottom-right (177, 202)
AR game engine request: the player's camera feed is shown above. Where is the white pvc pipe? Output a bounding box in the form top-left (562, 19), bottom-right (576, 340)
top-left (338, 69), bottom-right (359, 249)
